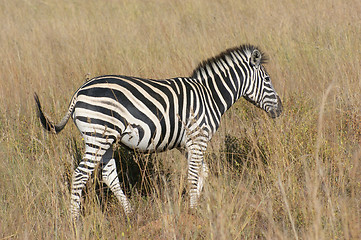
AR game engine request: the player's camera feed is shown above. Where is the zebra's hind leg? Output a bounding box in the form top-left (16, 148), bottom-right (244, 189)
top-left (101, 149), bottom-right (133, 216)
top-left (70, 144), bottom-right (109, 220)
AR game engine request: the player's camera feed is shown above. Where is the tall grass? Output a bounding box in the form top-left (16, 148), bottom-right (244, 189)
top-left (0, 0), bottom-right (360, 239)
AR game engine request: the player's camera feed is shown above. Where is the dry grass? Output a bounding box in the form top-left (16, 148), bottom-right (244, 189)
top-left (0, 0), bottom-right (360, 239)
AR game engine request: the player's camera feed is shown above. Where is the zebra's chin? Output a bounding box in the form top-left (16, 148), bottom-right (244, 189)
top-left (267, 95), bottom-right (283, 118)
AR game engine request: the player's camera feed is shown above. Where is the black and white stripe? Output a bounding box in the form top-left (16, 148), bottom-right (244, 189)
top-left (35, 44), bottom-right (282, 219)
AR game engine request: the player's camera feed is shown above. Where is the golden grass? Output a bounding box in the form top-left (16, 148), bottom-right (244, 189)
top-left (0, 0), bottom-right (360, 239)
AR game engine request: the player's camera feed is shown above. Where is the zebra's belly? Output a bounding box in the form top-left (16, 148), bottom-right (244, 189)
top-left (118, 123), bottom-right (185, 152)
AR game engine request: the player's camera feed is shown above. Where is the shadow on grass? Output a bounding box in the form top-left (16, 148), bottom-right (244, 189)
top-left (222, 133), bottom-right (268, 170)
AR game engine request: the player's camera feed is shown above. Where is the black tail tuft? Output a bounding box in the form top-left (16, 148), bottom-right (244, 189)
top-left (34, 93), bottom-right (57, 133)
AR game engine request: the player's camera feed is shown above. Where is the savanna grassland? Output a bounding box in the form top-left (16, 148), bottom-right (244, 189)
top-left (0, 0), bottom-right (360, 239)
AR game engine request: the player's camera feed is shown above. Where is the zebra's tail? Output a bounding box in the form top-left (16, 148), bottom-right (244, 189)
top-left (34, 93), bottom-right (74, 134)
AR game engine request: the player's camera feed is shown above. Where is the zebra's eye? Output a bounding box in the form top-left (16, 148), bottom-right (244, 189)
top-left (264, 76), bottom-right (270, 82)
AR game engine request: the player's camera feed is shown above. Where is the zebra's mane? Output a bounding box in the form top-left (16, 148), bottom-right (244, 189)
top-left (191, 44), bottom-right (267, 78)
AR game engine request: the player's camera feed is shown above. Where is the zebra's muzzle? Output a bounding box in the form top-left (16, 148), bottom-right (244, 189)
top-left (267, 95), bottom-right (283, 118)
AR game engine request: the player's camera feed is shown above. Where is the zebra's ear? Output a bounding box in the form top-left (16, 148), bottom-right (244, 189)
top-left (250, 49), bottom-right (262, 67)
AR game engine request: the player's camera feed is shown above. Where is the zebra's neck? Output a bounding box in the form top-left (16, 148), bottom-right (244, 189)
top-left (191, 49), bottom-right (246, 116)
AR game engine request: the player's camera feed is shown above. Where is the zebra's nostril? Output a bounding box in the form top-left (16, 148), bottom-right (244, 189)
top-left (268, 108), bottom-right (281, 118)
top-left (267, 97), bottom-right (283, 118)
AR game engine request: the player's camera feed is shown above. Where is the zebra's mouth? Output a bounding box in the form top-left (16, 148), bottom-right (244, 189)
top-left (267, 95), bottom-right (283, 118)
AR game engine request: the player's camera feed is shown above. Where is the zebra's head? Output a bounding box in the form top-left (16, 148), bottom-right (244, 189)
top-left (243, 48), bottom-right (282, 118)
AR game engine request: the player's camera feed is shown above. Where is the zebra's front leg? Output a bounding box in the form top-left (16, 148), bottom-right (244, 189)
top-left (101, 152), bottom-right (132, 216)
top-left (186, 140), bottom-right (208, 208)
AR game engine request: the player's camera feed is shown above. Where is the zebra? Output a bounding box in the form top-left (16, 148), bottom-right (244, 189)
top-left (34, 44), bottom-right (282, 220)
